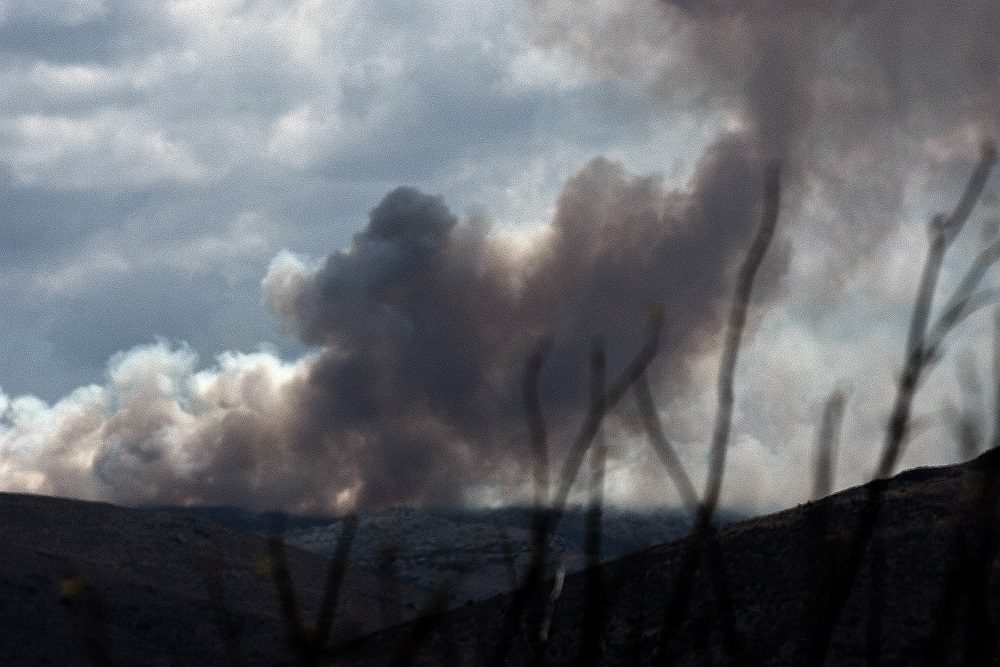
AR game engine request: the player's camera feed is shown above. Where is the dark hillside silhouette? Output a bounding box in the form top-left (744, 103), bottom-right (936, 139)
top-left (0, 493), bottom-right (426, 664)
top-left (332, 448), bottom-right (1000, 666)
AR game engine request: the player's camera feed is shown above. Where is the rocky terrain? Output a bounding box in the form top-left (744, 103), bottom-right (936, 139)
top-left (0, 494), bottom-right (722, 664)
top-left (155, 505), bottom-right (711, 605)
top-left (280, 507), bottom-right (704, 604)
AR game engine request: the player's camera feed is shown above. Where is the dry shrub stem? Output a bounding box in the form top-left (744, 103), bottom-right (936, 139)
top-left (800, 390), bottom-right (848, 657)
top-left (653, 164), bottom-right (782, 667)
top-left (199, 557), bottom-right (247, 667)
top-left (813, 391), bottom-right (848, 502)
top-left (994, 311), bottom-right (1000, 450)
top-left (807, 140), bottom-right (998, 666)
top-left (578, 418), bottom-right (609, 666)
top-left (488, 309), bottom-right (663, 667)
top-left (267, 512), bottom-right (359, 666)
top-left (634, 373), bottom-right (700, 516)
top-left (61, 577), bottom-right (113, 667)
top-left (314, 514), bottom-right (359, 655)
top-left (918, 312), bottom-right (1000, 666)
top-left (700, 164), bottom-right (783, 530)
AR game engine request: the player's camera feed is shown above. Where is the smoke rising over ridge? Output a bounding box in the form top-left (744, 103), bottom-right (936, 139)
top-left (2, 0), bottom-right (996, 512)
top-left (1, 134), bottom-right (787, 511)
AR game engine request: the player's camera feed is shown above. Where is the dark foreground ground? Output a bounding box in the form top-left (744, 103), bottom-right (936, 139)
top-left (2, 449), bottom-right (998, 664)
top-left (0, 494), bottom-right (425, 664)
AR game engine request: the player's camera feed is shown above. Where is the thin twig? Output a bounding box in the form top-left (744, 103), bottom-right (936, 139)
top-left (577, 410), bottom-right (608, 667)
top-left (656, 164), bottom-right (782, 666)
top-left (634, 373), bottom-right (700, 515)
top-left (807, 139), bottom-right (997, 665)
top-left (801, 390), bottom-right (848, 658)
top-left (550, 308), bottom-right (665, 514)
top-left (267, 516), bottom-right (310, 662)
top-left (314, 513), bottom-right (359, 656)
top-left (199, 557), bottom-right (246, 667)
top-left (489, 309), bottom-right (663, 667)
top-left (699, 164), bottom-right (783, 529)
top-left (814, 390), bottom-right (848, 502)
top-left (922, 237), bottom-right (1000, 368)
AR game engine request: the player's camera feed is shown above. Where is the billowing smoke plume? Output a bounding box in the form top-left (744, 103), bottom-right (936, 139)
top-left (0, 134), bottom-right (788, 512)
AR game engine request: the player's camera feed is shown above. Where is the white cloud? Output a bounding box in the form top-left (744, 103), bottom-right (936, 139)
top-left (2, 110), bottom-right (210, 187)
top-left (0, 340), bottom-right (310, 504)
top-left (267, 103), bottom-right (341, 168)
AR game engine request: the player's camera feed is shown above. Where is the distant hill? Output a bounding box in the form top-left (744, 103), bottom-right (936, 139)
top-left (335, 449), bottom-right (1000, 666)
top-left (143, 504), bottom-right (340, 534)
top-left (154, 504), bottom-right (734, 605)
top-left (280, 506), bottom-right (718, 604)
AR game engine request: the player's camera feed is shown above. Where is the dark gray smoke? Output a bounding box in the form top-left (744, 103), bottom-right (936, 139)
top-left (1, 133), bottom-right (789, 511)
top-left (530, 0), bottom-right (1000, 283)
top-left (260, 132), bottom-right (788, 510)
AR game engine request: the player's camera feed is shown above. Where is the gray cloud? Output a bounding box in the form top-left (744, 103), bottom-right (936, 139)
top-left (0, 1), bottom-right (173, 66)
top-left (0, 0), bottom-right (669, 404)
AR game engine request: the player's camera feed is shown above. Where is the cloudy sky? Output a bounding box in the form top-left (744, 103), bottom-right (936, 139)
top-left (0, 0), bottom-right (998, 514)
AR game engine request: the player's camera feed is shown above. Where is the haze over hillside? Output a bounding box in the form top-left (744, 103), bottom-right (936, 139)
top-left (155, 505), bottom-right (736, 604)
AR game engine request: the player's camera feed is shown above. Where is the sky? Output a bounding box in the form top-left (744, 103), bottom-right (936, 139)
top-left (0, 0), bottom-right (998, 514)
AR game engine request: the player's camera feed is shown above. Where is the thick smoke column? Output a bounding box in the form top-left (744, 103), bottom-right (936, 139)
top-left (0, 133), bottom-right (787, 511)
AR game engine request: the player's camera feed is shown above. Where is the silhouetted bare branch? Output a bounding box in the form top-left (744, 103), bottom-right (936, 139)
top-left (699, 164), bottom-right (782, 531)
top-left (814, 389), bottom-right (848, 502)
top-left (578, 377), bottom-right (608, 667)
top-left (634, 373), bottom-right (699, 514)
top-left (656, 164), bottom-right (782, 666)
top-left (314, 513), bottom-right (358, 656)
top-left (808, 139), bottom-right (998, 666)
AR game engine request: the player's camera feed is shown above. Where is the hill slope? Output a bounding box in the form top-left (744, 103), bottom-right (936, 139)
top-left (337, 449), bottom-right (1000, 666)
top-left (0, 493), bottom-right (424, 664)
